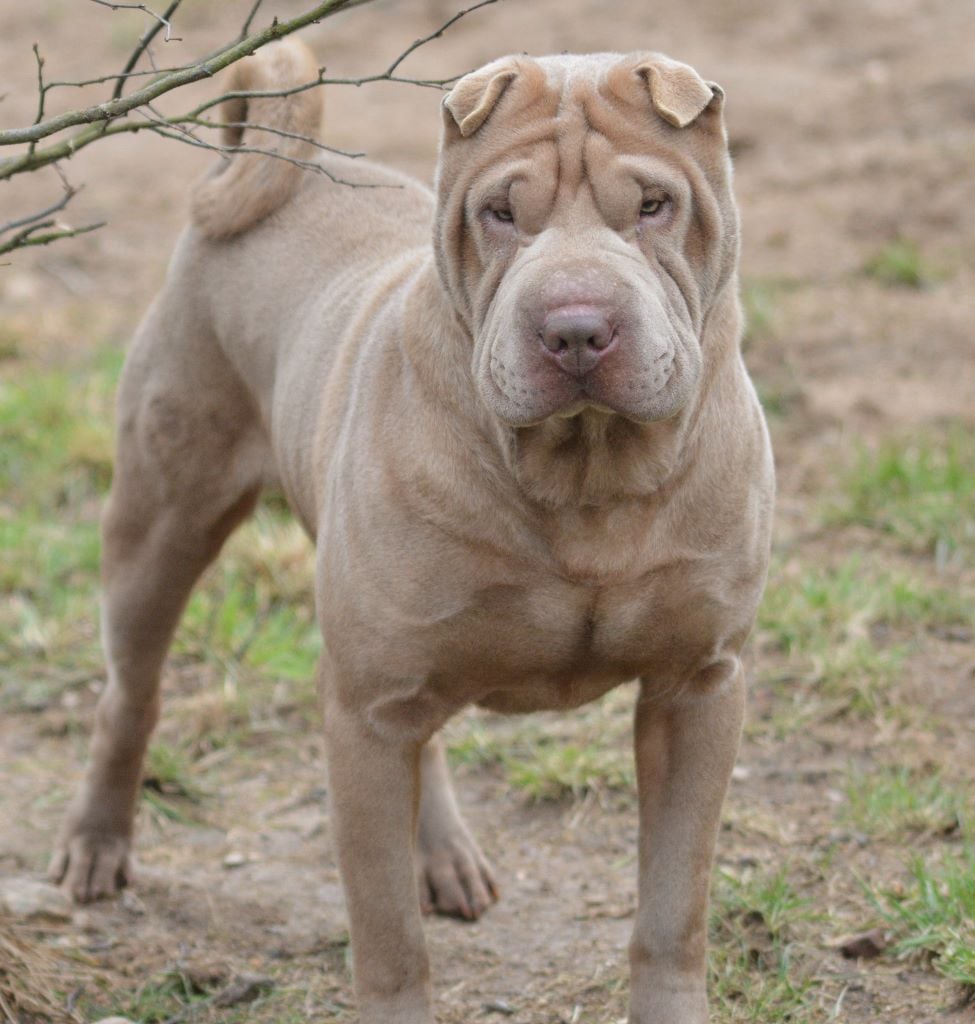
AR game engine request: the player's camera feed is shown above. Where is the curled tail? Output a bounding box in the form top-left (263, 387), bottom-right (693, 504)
top-left (191, 38), bottom-right (322, 240)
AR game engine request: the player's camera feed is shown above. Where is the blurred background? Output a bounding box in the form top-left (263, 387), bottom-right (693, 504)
top-left (1, 2), bottom-right (973, 1022)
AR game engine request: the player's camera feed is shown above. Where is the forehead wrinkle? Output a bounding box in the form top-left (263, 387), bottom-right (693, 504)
top-left (550, 85), bottom-right (592, 206)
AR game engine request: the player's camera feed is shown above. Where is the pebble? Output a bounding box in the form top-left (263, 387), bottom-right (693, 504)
top-left (0, 878), bottom-right (73, 921)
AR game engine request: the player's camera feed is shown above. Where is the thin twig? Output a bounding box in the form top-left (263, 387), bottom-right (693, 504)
top-left (0, 220), bottom-right (104, 258)
top-left (386, 0), bottom-right (501, 77)
top-left (184, 67), bottom-right (462, 122)
top-left (31, 46), bottom-right (46, 127)
top-left (136, 107), bottom-right (384, 189)
top-left (28, 45), bottom-right (46, 158)
top-left (48, 65), bottom-right (188, 90)
top-left (239, 0), bottom-right (268, 39)
top-left (112, 0), bottom-right (183, 101)
top-left (88, 0), bottom-right (179, 43)
top-left (0, 185), bottom-right (76, 236)
top-left (191, 118), bottom-right (365, 159)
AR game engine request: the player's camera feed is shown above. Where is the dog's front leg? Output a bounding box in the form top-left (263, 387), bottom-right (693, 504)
top-left (321, 662), bottom-right (434, 1024)
top-left (627, 664), bottom-right (745, 1024)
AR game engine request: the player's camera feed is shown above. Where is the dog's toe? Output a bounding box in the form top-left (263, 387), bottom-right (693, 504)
top-left (418, 836), bottom-right (497, 921)
top-left (49, 834), bottom-right (131, 904)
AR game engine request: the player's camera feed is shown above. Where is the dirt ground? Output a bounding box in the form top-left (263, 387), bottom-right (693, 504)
top-left (1, 1), bottom-right (974, 1022)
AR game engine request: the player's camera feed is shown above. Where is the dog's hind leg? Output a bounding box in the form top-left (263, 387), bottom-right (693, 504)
top-left (416, 734), bottom-right (497, 920)
top-left (50, 300), bottom-right (269, 902)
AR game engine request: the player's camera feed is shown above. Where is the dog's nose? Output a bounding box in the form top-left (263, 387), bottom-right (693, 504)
top-left (540, 306), bottom-right (615, 376)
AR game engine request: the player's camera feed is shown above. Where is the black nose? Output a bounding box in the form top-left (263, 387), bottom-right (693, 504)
top-left (540, 307), bottom-right (615, 376)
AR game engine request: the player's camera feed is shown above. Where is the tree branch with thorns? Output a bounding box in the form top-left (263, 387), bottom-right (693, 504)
top-left (0, 0), bottom-right (501, 258)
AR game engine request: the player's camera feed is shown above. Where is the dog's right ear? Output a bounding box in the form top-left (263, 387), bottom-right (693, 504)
top-left (443, 58), bottom-right (520, 137)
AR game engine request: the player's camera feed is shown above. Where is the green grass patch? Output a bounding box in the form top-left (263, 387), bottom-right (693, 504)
top-left (844, 766), bottom-right (971, 840)
top-left (107, 967), bottom-right (216, 1023)
top-left (756, 554), bottom-right (964, 721)
top-left (741, 278), bottom-right (780, 347)
top-left (449, 689), bottom-right (635, 802)
top-left (874, 843), bottom-right (975, 989)
top-left (0, 351), bottom-right (121, 707)
top-left (709, 866), bottom-right (816, 1021)
top-left (863, 238), bottom-right (936, 289)
top-left (825, 428), bottom-right (975, 560)
top-left (0, 348), bottom-right (120, 515)
top-left (504, 740), bottom-right (632, 801)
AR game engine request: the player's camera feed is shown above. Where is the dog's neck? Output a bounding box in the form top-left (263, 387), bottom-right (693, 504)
top-left (501, 410), bottom-right (685, 508)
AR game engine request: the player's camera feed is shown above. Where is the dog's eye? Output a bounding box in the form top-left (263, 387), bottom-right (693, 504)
top-left (640, 197), bottom-right (666, 218)
top-left (492, 208), bottom-right (514, 223)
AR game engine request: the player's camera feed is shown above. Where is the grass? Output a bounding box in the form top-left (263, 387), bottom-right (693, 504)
top-left (709, 866), bottom-right (816, 1021)
top-left (755, 553), bottom-right (966, 722)
top-left (102, 968), bottom-right (215, 1024)
top-left (825, 428), bottom-right (975, 561)
top-left (0, 921), bottom-right (88, 1024)
top-left (844, 766), bottom-right (971, 840)
top-left (0, 352), bottom-right (119, 710)
top-left (741, 278), bottom-right (780, 347)
top-left (448, 688), bottom-right (635, 802)
top-left (862, 238), bottom-right (935, 289)
top-left (874, 843), bottom-right (975, 989)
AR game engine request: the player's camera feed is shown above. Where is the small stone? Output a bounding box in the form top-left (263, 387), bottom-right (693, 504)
top-left (484, 999), bottom-right (516, 1016)
top-left (212, 973), bottom-right (274, 1007)
top-left (222, 851), bottom-right (247, 868)
top-left (0, 878), bottom-right (73, 921)
top-left (837, 928), bottom-right (888, 959)
top-left (91, 1018), bottom-right (136, 1024)
top-left (120, 889), bottom-right (146, 915)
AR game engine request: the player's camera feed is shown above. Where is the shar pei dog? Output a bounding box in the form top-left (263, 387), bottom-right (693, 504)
top-left (52, 38), bottom-right (774, 1024)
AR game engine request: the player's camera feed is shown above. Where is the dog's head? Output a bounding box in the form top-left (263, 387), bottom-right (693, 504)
top-left (435, 52), bottom-right (738, 427)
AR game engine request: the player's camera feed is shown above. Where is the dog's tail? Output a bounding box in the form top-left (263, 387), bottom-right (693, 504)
top-left (191, 38), bottom-right (322, 240)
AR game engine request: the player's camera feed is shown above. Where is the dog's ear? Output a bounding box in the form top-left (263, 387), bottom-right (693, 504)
top-left (636, 56), bottom-right (721, 128)
top-left (443, 59), bottom-right (520, 137)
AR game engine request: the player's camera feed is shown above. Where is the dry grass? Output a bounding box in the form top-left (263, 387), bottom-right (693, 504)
top-left (0, 918), bottom-right (88, 1024)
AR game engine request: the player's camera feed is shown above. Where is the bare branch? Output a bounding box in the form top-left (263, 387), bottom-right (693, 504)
top-left (240, 0), bottom-right (268, 39)
top-left (112, 0), bottom-right (184, 100)
top-left (193, 119), bottom-right (366, 160)
top-left (31, 46), bottom-right (46, 127)
top-left (135, 107), bottom-right (384, 189)
top-left (386, 0), bottom-right (501, 77)
top-left (0, 184), bottom-right (76, 236)
top-left (0, 0), bottom-right (371, 153)
top-left (87, 0), bottom-right (179, 43)
top-left (0, 0), bottom-right (505, 255)
top-left (0, 164), bottom-right (100, 256)
top-left (47, 66), bottom-right (188, 91)
top-left (0, 219), bottom-right (105, 257)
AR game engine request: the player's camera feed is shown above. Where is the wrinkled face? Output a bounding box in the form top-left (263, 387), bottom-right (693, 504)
top-left (435, 52), bottom-right (739, 427)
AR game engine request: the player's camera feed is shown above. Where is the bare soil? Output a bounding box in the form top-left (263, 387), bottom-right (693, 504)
top-left (2, 1), bottom-right (973, 1022)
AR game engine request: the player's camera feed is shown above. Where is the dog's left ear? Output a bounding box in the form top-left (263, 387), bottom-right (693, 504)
top-left (637, 56), bottom-right (722, 128)
top-left (443, 57), bottom-right (521, 137)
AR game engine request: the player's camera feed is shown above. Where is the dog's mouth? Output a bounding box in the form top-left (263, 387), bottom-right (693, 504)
top-left (479, 287), bottom-right (696, 428)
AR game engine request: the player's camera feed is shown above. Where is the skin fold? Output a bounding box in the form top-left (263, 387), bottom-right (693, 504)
top-left (51, 41), bottom-right (774, 1024)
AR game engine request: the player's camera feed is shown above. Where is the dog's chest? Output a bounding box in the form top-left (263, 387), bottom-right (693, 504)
top-left (444, 557), bottom-right (734, 713)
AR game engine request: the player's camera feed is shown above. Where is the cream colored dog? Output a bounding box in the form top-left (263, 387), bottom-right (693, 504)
top-left (52, 39), bottom-right (774, 1024)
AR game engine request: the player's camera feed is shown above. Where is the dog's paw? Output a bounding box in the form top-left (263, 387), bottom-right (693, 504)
top-left (417, 831), bottom-right (497, 921)
top-left (48, 833), bottom-right (132, 903)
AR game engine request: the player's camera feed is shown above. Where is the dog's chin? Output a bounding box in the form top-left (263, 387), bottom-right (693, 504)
top-left (484, 381), bottom-right (692, 429)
